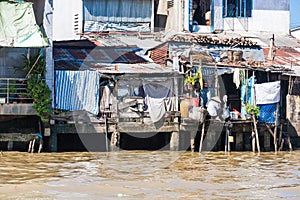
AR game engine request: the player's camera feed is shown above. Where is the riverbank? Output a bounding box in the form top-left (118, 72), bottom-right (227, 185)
top-left (1, 151), bottom-right (299, 199)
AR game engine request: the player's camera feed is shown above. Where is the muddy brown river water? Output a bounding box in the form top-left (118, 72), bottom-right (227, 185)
top-left (0, 151), bottom-right (299, 199)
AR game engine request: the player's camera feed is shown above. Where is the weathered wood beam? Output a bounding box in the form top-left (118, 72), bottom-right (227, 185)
top-left (0, 133), bottom-right (35, 142)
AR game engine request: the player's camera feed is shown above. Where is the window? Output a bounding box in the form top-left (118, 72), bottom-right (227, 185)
top-left (223, 0), bottom-right (252, 18)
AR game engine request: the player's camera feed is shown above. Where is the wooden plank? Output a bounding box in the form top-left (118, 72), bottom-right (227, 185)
top-left (0, 104), bottom-right (36, 115)
top-left (53, 124), bottom-right (115, 134)
top-left (118, 122), bottom-right (179, 133)
top-left (118, 100), bottom-right (137, 110)
top-left (0, 133), bottom-right (35, 142)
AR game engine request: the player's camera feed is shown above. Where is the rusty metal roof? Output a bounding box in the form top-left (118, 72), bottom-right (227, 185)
top-left (263, 47), bottom-right (300, 68)
top-left (86, 63), bottom-right (179, 75)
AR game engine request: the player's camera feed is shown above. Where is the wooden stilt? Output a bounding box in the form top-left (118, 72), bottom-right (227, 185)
top-left (227, 129), bottom-right (231, 153)
top-left (31, 139), bottom-right (36, 153)
top-left (225, 122), bottom-right (229, 153)
top-left (252, 115), bottom-right (260, 153)
top-left (274, 103), bottom-right (280, 153)
top-left (279, 138), bottom-right (284, 151)
top-left (288, 135), bottom-right (293, 151)
top-left (190, 131), bottom-right (195, 152)
top-left (28, 140), bottom-right (32, 153)
top-left (252, 131), bottom-right (256, 153)
top-left (199, 123), bottom-right (205, 153)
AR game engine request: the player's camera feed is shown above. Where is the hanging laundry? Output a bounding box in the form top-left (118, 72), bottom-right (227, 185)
top-left (157, 0), bottom-right (168, 15)
top-left (198, 66), bottom-right (203, 90)
top-left (100, 85), bottom-right (114, 112)
top-left (233, 68), bottom-right (240, 89)
top-left (143, 80), bottom-right (175, 124)
top-left (173, 53), bottom-right (180, 72)
top-left (255, 81), bottom-right (280, 105)
top-left (239, 69), bottom-right (246, 86)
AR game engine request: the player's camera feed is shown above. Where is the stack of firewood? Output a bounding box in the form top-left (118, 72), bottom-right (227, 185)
top-left (169, 35), bottom-right (258, 47)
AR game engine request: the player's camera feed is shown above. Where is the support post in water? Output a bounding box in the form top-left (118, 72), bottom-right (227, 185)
top-left (274, 103), bottom-right (280, 153)
top-left (170, 131), bottom-right (179, 151)
top-left (252, 114), bottom-right (260, 153)
top-left (199, 122), bottom-right (205, 153)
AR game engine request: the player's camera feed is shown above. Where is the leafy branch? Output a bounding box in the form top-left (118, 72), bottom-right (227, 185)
top-left (23, 53), bottom-right (52, 122)
top-left (246, 104), bottom-right (260, 118)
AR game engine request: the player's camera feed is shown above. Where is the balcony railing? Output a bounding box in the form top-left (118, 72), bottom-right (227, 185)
top-left (0, 78), bottom-right (33, 104)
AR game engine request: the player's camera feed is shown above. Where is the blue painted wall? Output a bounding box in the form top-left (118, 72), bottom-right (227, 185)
top-left (291, 0), bottom-right (300, 28)
top-left (253, 0), bottom-right (289, 11)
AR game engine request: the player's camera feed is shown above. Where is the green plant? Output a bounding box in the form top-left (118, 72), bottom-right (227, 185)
top-left (246, 104), bottom-right (260, 118)
top-left (23, 53), bottom-right (52, 122)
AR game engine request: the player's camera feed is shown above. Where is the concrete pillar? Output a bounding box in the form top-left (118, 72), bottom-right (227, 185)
top-left (170, 131), bottom-right (179, 151)
top-left (7, 141), bottom-right (13, 151)
top-left (190, 131), bottom-right (197, 152)
top-left (235, 132), bottom-right (243, 151)
top-left (264, 131), bottom-right (271, 151)
top-left (49, 127), bottom-right (57, 152)
top-left (110, 131), bottom-right (120, 151)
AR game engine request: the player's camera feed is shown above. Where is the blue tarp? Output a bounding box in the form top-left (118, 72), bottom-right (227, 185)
top-left (258, 103), bottom-right (278, 123)
top-left (55, 70), bottom-right (100, 115)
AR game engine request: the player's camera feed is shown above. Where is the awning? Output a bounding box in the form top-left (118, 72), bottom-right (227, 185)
top-left (0, 1), bottom-right (48, 47)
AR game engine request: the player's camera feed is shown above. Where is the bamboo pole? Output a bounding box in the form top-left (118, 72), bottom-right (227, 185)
top-left (251, 71), bottom-right (260, 153)
top-left (225, 122), bottom-right (230, 153)
top-left (278, 124), bottom-right (283, 151)
top-left (288, 135), bottom-right (293, 151)
top-left (199, 122), bottom-right (205, 153)
top-left (25, 54), bottom-right (41, 78)
top-left (252, 114), bottom-right (260, 153)
top-left (252, 130), bottom-right (256, 153)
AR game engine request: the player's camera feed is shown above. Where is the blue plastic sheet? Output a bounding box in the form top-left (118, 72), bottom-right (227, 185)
top-left (258, 103), bottom-right (278, 123)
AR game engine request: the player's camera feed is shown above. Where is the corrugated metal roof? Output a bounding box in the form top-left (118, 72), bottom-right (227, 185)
top-left (93, 63), bottom-right (178, 75)
top-left (54, 46), bottom-right (149, 70)
top-left (56, 62), bottom-right (178, 75)
top-left (263, 47), bottom-right (300, 68)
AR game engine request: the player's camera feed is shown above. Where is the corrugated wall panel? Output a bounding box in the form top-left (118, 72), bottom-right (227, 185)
top-left (55, 70), bottom-right (100, 115)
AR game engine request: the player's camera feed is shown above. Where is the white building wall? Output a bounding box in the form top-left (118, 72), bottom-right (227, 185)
top-left (291, 29), bottom-right (300, 40)
top-left (53, 0), bottom-right (83, 41)
top-left (213, 0), bottom-right (290, 34)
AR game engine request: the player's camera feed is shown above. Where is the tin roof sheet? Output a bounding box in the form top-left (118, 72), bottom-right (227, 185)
top-left (54, 46), bottom-right (149, 70)
top-left (263, 47), bottom-right (300, 68)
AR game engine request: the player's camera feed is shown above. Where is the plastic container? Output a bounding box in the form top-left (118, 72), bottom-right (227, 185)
top-left (230, 111), bottom-right (239, 120)
top-left (180, 99), bottom-right (190, 118)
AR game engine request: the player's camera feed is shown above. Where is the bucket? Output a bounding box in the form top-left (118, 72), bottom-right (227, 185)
top-left (233, 51), bottom-right (243, 62)
top-left (227, 50), bottom-right (233, 61)
top-left (180, 99), bottom-right (190, 118)
top-left (230, 111), bottom-right (239, 120)
top-left (229, 136), bottom-right (234, 143)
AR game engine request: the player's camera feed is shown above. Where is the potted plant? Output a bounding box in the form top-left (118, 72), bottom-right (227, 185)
top-left (246, 104), bottom-right (260, 118)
